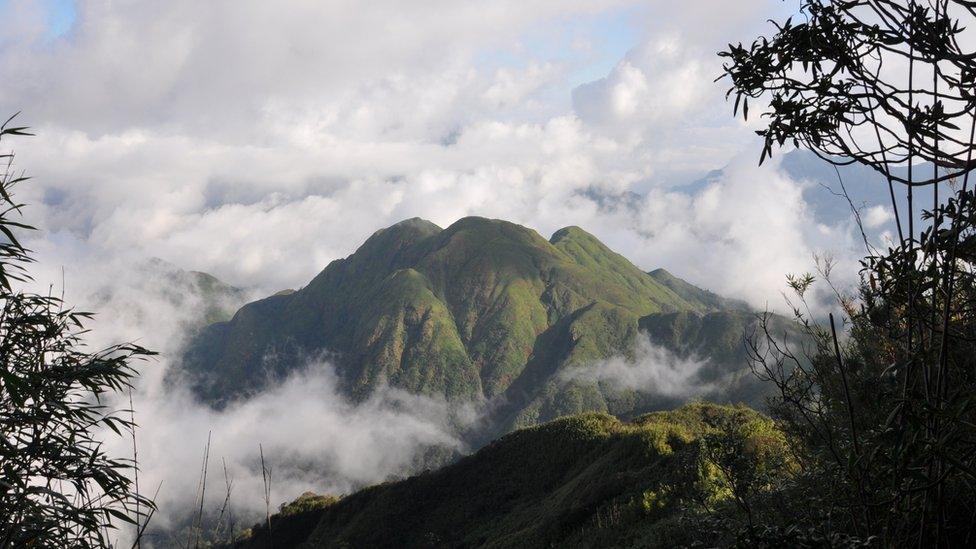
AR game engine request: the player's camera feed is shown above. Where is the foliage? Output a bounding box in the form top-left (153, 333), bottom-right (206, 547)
top-left (699, 414), bottom-right (794, 531)
top-left (0, 119), bottom-right (155, 548)
top-left (229, 403), bottom-right (794, 549)
top-left (721, 1), bottom-right (976, 545)
top-left (720, 0), bottom-right (976, 183)
top-left (276, 492), bottom-right (340, 518)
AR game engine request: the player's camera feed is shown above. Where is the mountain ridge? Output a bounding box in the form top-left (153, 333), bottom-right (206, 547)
top-left (177, 217), bottom-right (785, 437)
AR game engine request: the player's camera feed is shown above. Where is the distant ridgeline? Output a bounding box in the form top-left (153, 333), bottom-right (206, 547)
top-left (176, 217), bottom-right (796, 437)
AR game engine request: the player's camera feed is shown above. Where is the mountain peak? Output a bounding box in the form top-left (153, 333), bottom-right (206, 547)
top-left (367, 217), bottom-right (442, 242)
top-left (648, 268), bottom-right (749, 312)
top-left (549, 225), bottom-right (597, 244)
top-left (392, 216), bottom-right (441, 230)
top-left (443, 216), bottom-right (542, 240)
top-left (348, 217), bottom-right (442, 269)
top-left (648, 267), bottom-right (675, 280)
top-left (179, 217), bottom-right (747, 419)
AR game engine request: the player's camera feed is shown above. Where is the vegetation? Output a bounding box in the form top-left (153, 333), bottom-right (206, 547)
top-left (0, 120), bottom-right (155, 547)
top-left (229, 403), bottom-right (793, 549)
top-left (719, 0), bottom-right (976, 545)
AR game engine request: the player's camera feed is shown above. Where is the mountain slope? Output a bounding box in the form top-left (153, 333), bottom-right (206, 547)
top-left (177, 217), bottom-right (794, 440)
top-left (230, 403), bottom-right (786, 549)
top-left (178, 217), bottom-right (716, 407)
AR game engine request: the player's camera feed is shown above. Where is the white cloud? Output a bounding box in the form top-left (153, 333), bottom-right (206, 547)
top-left (864, 205), bottom-right (894, 229)
top-left (563, 335), bottom-right (712, 396)
top-left (124, 364), bottom-right (463, 539)
top-left (2, 0), bottom-right (856, 307)
top-left (482, 63), bottom-right (561, 109)
top-left (572, 38), bottom-right (708, 131)
top-left (0, 1), bottom-right (883, 540)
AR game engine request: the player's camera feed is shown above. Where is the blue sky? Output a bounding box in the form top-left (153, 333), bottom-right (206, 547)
top-left (474, 4), bottom-right (642, 113)
top-left (45, 0), bottom-right (75, 36)
top-left (0, 0), bottom-right (76, 39)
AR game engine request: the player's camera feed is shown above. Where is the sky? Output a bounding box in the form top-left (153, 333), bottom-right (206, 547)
top-left (0, 0), bottom-right (851, 309)
top-left (0, 1), bottom-right (882, 540)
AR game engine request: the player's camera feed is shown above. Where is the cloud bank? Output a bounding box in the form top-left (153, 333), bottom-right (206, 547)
top-left (0, 0), bottom-right (868, 310)
top-left (563, 334), bottom-right (713, 397)
top-left (129, 365), bottom-right (463, 538)
top-left (55, 261), bottom-right (465, 545)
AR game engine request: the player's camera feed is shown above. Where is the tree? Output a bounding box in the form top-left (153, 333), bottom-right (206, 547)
top-left (721, 1), bottom-right (976, 545)
top-left (699, 414), bottom-right (794, 534)
top-left (0, 117), bottom-right (155, 548)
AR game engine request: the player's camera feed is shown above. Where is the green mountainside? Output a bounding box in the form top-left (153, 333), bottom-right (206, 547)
top-left (178, 217), bottom-right (788, 433)
top-left (230, 402), bottom-right (789, 549)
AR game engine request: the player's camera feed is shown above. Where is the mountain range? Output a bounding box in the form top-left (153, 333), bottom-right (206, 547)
top-left (175, 217), bottom-right (794, 441)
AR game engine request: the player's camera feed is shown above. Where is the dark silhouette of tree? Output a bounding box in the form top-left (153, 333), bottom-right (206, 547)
top-left (722, 1), bottom-right (976, 546)
top-left (0, 117), bottom-right (156, 548)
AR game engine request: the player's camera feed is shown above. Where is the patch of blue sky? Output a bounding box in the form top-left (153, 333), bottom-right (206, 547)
top-left (476, 5), bottom-right (642, 92)
top-left (45, 0), bottom-right (76, 38)
top-left (560, 6), bottom-right (642, 88)
top-left (0, 0), bottom-right (76, 40)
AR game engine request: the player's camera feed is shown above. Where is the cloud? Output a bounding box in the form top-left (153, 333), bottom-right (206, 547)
top-left (572, 37), bottom-right (709, 132)
top-left (563, 334), bottom-right (713, 396)
top-left (0, 2), bottom-right (884, 541)
top-left (18, 129), bottom-right (864, 313)
top-left (37, 255), bottom-right (465, 545)
top-left (0, 0), bottom-right (631, 136)
top-left (864, 205), bottom-right (894, 229)
top-left (123, 363), bottom-right (463, 540)
top-left (1, 0), bottom-right (871, 311)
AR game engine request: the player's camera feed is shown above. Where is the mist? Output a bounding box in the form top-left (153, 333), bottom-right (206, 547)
top-left (563, 334), bottom-right (714, 397)
top-left (21, 253), bottom-right (467, 546)
top-left (127, 364), bottom-right (463, 538)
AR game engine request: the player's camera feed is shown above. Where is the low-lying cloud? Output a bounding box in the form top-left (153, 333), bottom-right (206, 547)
top-left (128, 364), bottom-right (463, 539)
top-left (563, 334), bottom-right (713, 397)
top-left (29, 256), bottom-right (466, 546)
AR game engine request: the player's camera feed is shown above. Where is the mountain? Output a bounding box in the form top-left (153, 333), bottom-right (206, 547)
top-left (177, 217), bottom-right (790, 434)
top-left (230, 402), bottom-right (786, 549)
top-left (90, 257), bottom-right (248, 333)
